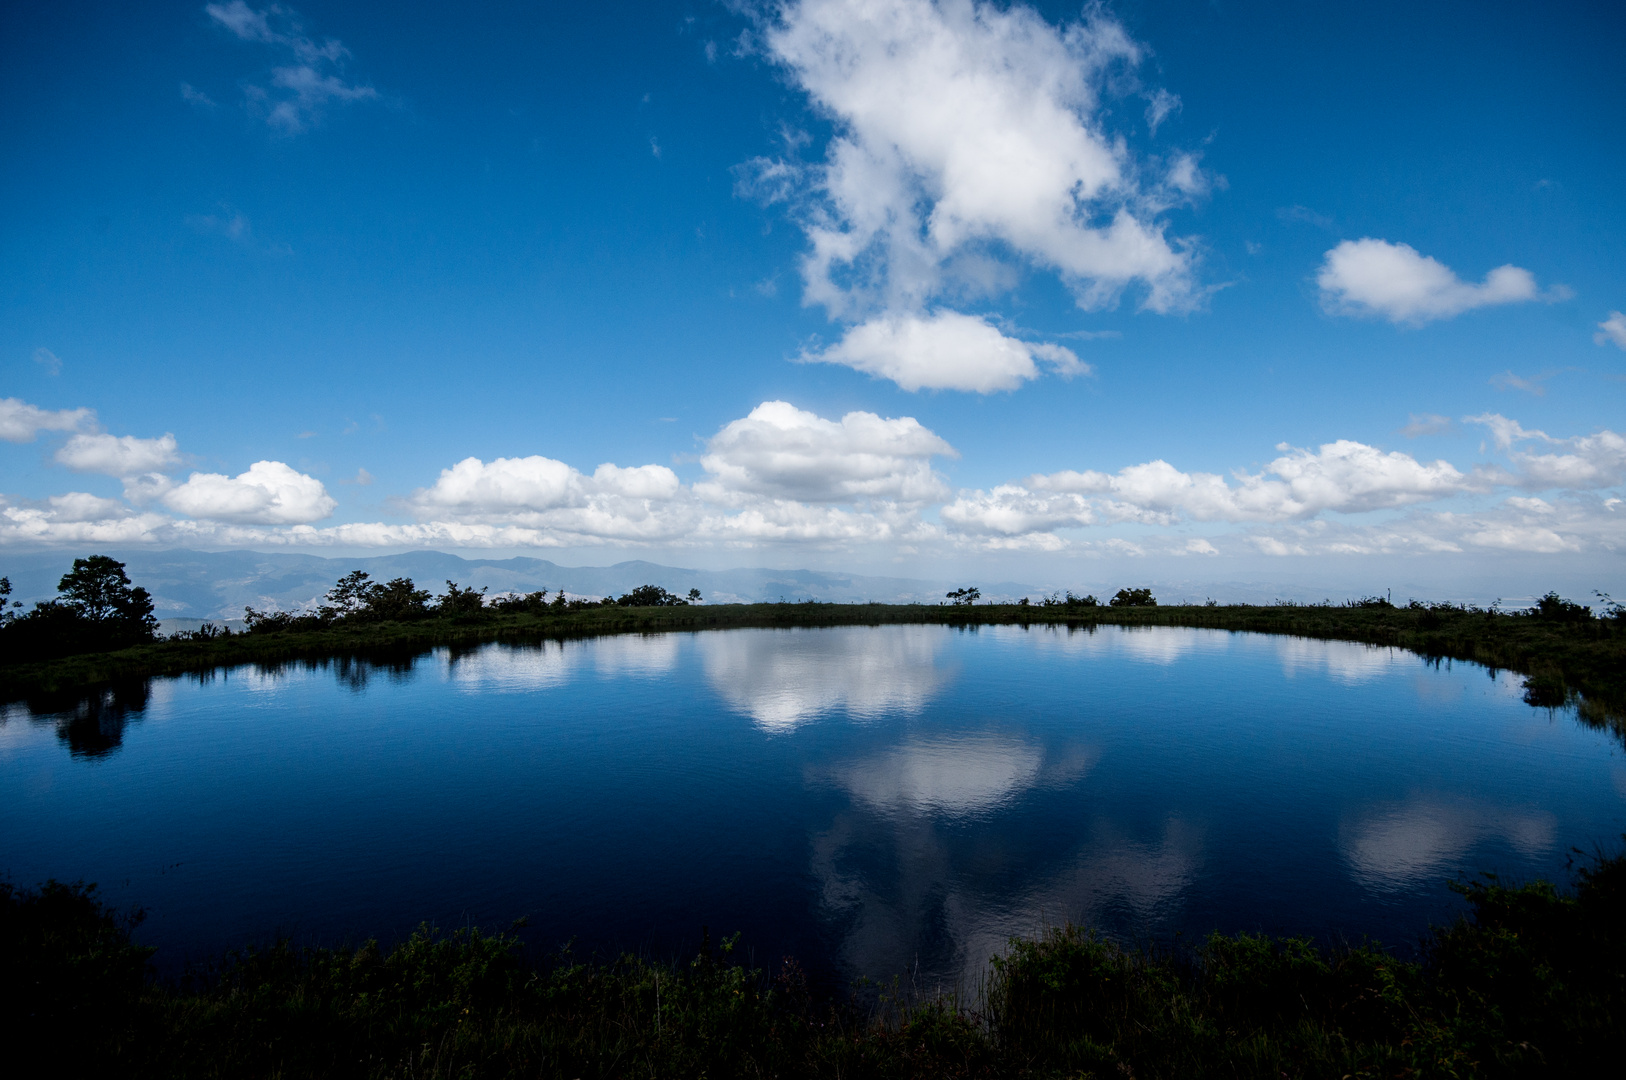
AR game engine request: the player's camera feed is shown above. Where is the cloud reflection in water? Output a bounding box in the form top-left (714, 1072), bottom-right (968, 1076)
top-left (443, 634), bottom-right (679, 692)
top-left (699, 626), bottom-right (949, 731)
top-left (1276, 637), bottom-right (1409, 685)
top-left (1340, 796), bottom-right (1557, 891)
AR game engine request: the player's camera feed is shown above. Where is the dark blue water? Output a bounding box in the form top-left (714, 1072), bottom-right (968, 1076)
top-left (3, 624), bottom-right (1622, 988)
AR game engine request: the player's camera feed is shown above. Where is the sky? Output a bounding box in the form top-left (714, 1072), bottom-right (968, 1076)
top-left (2, 0), bottom-right (1624, 600)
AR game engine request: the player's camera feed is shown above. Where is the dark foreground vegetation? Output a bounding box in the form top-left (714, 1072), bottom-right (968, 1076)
top-left (4, 557), bottom-right (1625, 739)
top-left (4, 847), bottom-right (1622, 1078)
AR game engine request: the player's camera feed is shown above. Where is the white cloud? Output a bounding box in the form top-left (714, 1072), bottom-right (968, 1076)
top-left (162, 460), bottom-right (336, 524)
top-left (0, 397), bottom-right (94, 442)
top-left (414, 454), bottom-right (579, 514)
top-left (1029, 440), bottom-right (1467, 523)
top-left (698, 400), bottom-right (955, 503)
top-left (1465, 413), bottom-right (1626, 491)
top-left (206, 2), bottom-right (377, 134)
top-left (1317, 239), bottom-right (1550, 324)
top-left (743, 0), bottom-right (1201, 394)
top-left (800, 310), bottom-right (1084, 393)
top-left (55, 432), bottom-right (180, 476)
top-left (46, 492), bottom-right (129, 523)
top-left (408, 454), bottom-right (694, 543)
top-left (700, 499), bottom-right (922, 545)
top-left (1596, 311), bottom-right (1626, 350)
top-left (33, 347), bottom-right (62, 375)
top-left (940, 484), bottom-right (1093, 535)
top-left (763, 0), bottom-right (1198, 317)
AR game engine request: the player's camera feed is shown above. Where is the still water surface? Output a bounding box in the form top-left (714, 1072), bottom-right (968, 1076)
top-left (3, 624), bottom-right (1623, 987)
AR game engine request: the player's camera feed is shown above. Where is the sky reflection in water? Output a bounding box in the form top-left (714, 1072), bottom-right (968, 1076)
top-left (2, 624), bottom-right (1621, 988)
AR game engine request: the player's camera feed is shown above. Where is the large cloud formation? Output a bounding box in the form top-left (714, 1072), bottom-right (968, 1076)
top-left (744, 0), bottom-right (1201, 392)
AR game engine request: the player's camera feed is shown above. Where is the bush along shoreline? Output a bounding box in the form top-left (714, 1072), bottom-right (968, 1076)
top-left (3, 847), bottom-right (1622, 1078)
top-left (4, 557), bottom-right (1625, 737)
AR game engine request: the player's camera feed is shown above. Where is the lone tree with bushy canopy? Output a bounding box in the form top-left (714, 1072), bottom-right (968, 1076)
top-left (57, 556), bottom-right (158, 630)
top-left (614, 584), bottom-right (692, 607)
top-left (1109, 587), bottom-right (1157, 607)
top-left (0, 555), bottom-right (158, 659)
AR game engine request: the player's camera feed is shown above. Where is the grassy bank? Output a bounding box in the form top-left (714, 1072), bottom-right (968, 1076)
top-left (5, 849), bottom-right (1622, 1078)
top-left (4, 600), bottom-right (1624, 732)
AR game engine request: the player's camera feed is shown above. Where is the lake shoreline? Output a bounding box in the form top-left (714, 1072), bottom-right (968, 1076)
top-left (5, 600), bottom-right (1623, 731)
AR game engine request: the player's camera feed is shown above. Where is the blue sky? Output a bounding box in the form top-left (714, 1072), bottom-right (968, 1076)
top-left (2, 0), bottom-right (1623, 597)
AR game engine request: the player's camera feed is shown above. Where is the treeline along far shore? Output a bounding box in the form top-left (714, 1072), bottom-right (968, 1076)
top-left (3, 556), bottom-right (1624, 724)
top-left (3, 555), bottom-right (1625, 733)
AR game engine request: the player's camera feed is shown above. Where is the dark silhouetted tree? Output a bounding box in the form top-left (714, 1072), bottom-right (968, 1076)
top-left (1, 556), bottom-right (158, 659)
top-left (1109, 587), bottom-right (1157, 607)
top-left (365, 577), bottom-right (432, 621)
top-left (324, 570), bottom-right (375, 617)
top-left (0, 576), bottom-right (20, 626)
top-left (436, 581), bottom-right (488, 617)
top-left (57, 556), bottom-right (157, 632)
top-left (615, 585), bottom-right (689, 607)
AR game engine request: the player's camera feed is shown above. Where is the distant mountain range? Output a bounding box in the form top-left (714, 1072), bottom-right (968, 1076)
top-left (0, 548), bottom-right (1022, 622)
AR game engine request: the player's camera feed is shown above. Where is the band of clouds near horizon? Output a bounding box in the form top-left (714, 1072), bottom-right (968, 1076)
top-left (3, 394), bottom-right (1623, 559)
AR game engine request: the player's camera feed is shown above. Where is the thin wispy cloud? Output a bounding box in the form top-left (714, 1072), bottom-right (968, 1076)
top-left (204, 2), bottom-right (379, 134)
top-left (1489, 370), bottom-right (1551, 396)
top-left (185, 208), bottom-right (253, 243)
top-left (1596, 311), bottom-right (1626, 351)
top-left (1400, 413), bottom-right (1452, 438)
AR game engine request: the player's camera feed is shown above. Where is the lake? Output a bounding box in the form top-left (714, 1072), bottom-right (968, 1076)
top-left (3, 623), bottom-right (1622, 990)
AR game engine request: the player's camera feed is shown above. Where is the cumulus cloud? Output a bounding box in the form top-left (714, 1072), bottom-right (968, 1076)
top-left (0, 397), bottom-right (94, 442)
top-left (1596, 311), bottom-right (1626, 350)
top-left (408, 454), bottom-right (694, 543)
top-left (205, 2), bottom-right (378, 134)
top-left (800, 310), bottom-right (1084, 393)
top-left (397, 401), bottom-right (954, 546)
top-left (699, 400), bottom-right (955, 503)
top-left (1027, 440), bottom-right (1467, 523)
top-left (162, 460), bottom-right (336, 524)
top-left (55, 432), bottom-right (181, 476)
top-left (744, 0), bottom-right (1202, 392)
top-left (1317, 239), bottom-right (1553, 324)
top-left (47, 492), bottom-right (130, 523)
top-left (940, 485), bottom-right (1092, 536)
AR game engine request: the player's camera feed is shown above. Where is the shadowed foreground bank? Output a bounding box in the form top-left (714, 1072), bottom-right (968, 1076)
top-left (5, 851), bottom-right (1622, 1079)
